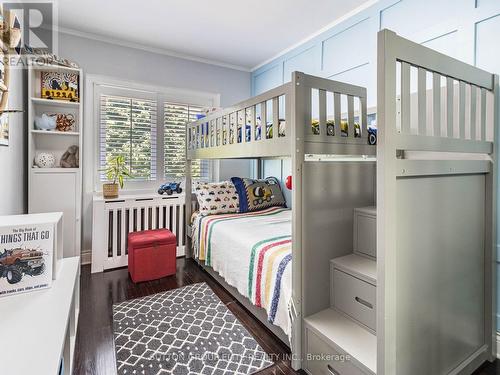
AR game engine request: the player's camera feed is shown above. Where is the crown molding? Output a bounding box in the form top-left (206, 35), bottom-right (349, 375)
top-left (250, 0), bottom-right (380, 72)
top-left (57, 26), bottom-right (252, 73)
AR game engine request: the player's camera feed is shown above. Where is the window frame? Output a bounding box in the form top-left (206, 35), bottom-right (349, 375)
top-left (89, 75), bottom-right (220, 193)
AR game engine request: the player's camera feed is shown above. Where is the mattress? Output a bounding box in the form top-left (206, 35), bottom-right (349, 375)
top-left (192, 206), bottom-right (292, 337)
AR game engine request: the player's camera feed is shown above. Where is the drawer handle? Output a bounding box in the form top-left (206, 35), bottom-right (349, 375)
top-left (355, 296), bottom-right (373, 309)
top-left (327, 364), bottom-right (340, 375)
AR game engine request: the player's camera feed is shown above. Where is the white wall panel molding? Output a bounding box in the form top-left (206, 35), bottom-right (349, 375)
top-left (284, 45), bottom-right (321, 82)
top-left (322, 16), bottom-right (376, 78)
top-left (475, 13), bottom-right (500, 74)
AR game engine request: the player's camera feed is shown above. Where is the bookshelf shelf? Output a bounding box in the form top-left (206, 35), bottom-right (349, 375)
top-left (31, 97), bottom-right (80, 108)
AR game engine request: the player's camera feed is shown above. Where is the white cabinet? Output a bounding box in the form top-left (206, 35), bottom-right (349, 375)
top-left (30, 170), bottom-right (80, 257)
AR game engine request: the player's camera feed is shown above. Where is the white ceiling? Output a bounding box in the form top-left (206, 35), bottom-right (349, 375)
top-left (57, 0), bottom-right (373, 71)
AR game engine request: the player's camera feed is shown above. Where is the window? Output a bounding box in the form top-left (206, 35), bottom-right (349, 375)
top-left (100, 95), bottom-right (157, 180)
top-left (164, 102), bottom-right (208, 179)
top-left (97, 83), bottom-right (214, 188)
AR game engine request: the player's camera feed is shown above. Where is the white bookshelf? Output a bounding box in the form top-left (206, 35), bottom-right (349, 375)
top-left (28, 62), bottom-right (83, 258)
top-left (0, 257), bottom-right (80, 375)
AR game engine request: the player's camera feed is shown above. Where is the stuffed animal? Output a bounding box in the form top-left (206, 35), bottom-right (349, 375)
top-left (60, 145), bottom-right (79, 168)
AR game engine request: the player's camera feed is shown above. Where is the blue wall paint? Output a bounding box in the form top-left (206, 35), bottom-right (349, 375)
top-left (284, 46), bottom-right (321, 82)
top-left (252, 0), bottom-right (500, 328)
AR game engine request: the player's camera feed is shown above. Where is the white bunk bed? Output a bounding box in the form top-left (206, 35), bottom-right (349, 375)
top-left (185, 29), bottom-right (498, 375)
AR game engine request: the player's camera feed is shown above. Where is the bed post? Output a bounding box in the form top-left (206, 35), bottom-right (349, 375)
top-left (291, 71), bottom-right (305, 370)
top-left (376, 29), bottom-right (398, 375)
top-left (185, 130), bottom-right (193, 259)
top-left (489, 73), bottom-right (499, 361)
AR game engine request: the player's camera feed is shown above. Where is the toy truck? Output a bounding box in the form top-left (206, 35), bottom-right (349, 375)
top-left (158, 182), bottom-right (183, 195)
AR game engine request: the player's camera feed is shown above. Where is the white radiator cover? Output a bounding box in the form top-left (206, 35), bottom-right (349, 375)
top-left (91, 193), bottom-right (185, 273)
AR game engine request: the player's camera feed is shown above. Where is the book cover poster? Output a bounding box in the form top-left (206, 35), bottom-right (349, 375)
top-left (0, 222), bottom-right (53, 297)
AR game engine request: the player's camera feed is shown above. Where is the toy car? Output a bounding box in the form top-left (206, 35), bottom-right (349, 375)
top-left (368, 127), bottom-right (377, 145)
top-left (158, 182), bottom-right (182, 195)
top-left (0, 248), bottom-right (45, 284)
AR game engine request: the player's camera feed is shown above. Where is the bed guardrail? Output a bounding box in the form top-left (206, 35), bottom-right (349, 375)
top-left (187, 72), bottom-right (375, 159)
top-left (187, 84), bottom-right (292, 159)
top-left (382, 30), bottom-right (495, 156)
top-left (297, 74), bottom-right (373, 156)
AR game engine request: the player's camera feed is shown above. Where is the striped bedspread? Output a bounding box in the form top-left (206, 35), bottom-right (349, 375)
top-left (192, 207), bottom-right (292, 337)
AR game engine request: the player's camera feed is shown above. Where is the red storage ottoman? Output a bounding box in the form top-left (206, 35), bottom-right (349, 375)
top-left (128, 229), bottom-right (177, 283)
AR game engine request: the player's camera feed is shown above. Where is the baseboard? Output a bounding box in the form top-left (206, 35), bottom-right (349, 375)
top-left (81, 247), bottom-right (184, 268)
top-left (81, 249), bottom-right (92, 265)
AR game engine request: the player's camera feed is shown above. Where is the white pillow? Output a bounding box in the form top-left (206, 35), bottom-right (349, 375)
top-left (194, 181), bottom-right (240, 216)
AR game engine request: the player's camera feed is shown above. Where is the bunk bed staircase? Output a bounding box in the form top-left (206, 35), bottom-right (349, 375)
top-left (304, 207), bottom-right (377, 375)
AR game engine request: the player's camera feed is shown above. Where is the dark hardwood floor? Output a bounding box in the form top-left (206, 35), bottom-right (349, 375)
top-left (73, 257), bottom-right (500, 375)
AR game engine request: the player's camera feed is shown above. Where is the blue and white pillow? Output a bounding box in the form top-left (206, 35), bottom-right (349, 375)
top-left (230, 177), bottom-right (286, 213)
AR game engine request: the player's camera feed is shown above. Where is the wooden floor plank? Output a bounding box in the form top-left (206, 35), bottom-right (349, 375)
top-left (73, 257), bottom-right (498, 375)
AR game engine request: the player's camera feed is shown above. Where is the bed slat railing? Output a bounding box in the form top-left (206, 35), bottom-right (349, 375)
top-left (307, 82), bottom-right (369, 144)
top-left (393, 32), bottom-right (495, 151)
top-left (187, 72), bottom-right (375, 159)
top-left (187, 84), bottom-right (292, 159)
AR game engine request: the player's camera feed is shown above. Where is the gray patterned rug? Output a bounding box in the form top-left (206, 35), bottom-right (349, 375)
top-left (113, 282), bottom-right (273, 375)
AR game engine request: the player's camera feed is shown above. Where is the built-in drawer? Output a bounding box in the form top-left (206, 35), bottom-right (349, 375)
top-left (353, 207), bottom-right (376, 259)
top-left (332, 269), bottom-right (376, 332)
top-left (305, 328), bottom-right (367, 375)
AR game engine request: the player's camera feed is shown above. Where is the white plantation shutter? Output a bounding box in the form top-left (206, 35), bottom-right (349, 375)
top-left (97, 82), bottom-right (213, 187)
top-left (100, 94), bottom-right (157, 180)
top-left (164, 102), bottom-right (209, 179)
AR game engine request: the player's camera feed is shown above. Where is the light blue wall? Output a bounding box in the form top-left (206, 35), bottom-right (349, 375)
top-left (252, 0), bottom-right (500, 328)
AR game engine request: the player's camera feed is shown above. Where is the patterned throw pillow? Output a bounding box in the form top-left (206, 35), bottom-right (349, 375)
top-left (194, 181), bottom-right (240, 216)
top-left (230, 177), bottom-right (286, 213)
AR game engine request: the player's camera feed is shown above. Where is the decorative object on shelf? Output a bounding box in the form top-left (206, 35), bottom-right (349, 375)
top-left (1, 9), bottom-right (21, 51)
top-left (34, 113), bottom-right (56, 131)
top-left (55, 113), bottom-right (75, 132)
top-left (41, 71), bottom-right (79, 102)
top-left (0, 8), bottom-right (23, 116)
top-left (60, 145), bottom-right (79, 168)
top-left (0, 112), bottom-right (8, 146)
top-left (158, 182), bottom-right (182, 195)
top-left (34, 152), bottom-right (56, 168)
top-left (34, 113), bottom-right (76, 132)
top-left (101, 155), bottom-right (131, 199)
top-left (24, 45), bottom-right (79, 69)
top-left (0, 221), bottom-right (53, 297)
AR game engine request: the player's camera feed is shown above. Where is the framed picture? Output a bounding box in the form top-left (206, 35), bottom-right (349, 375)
top-left (0, 113), bottom-right (8, 146)
top-left (41, 71), bottom-right (79, 102)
